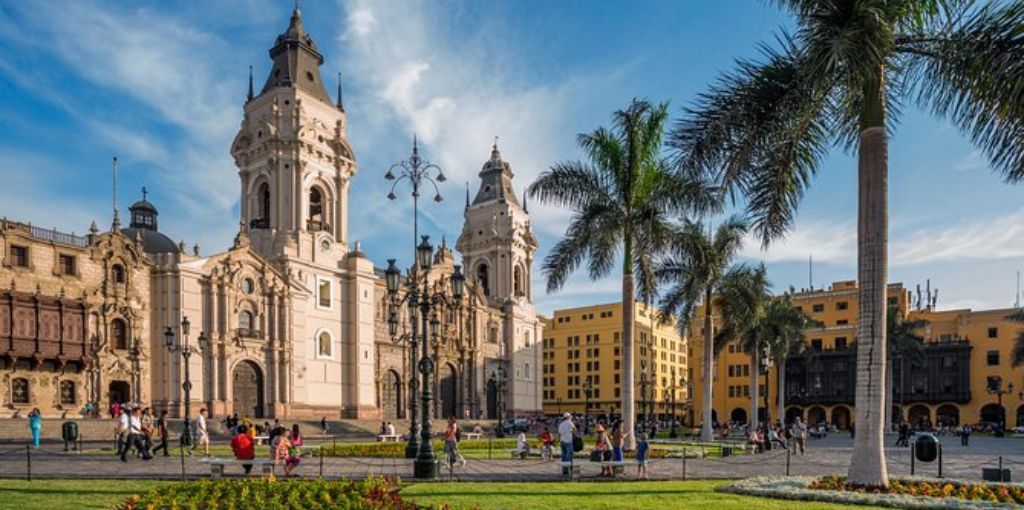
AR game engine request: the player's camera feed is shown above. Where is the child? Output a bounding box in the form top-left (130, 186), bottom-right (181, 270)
top-left (636, 433), bottom-right (650, 479)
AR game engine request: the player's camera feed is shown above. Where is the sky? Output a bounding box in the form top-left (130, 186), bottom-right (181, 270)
top-left (1, 0), bottom-right (1023, 316)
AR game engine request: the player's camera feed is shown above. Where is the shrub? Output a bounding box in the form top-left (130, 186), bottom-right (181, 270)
top-left (810, 475), bottom-right (1024, 505)
top-left (120, 476), bottom-right (428, 510)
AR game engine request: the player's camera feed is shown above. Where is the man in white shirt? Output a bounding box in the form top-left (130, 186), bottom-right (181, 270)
top-left (557, 412), bottom-right (577, 470)
top-left (191, 408), bottom-right (210, 456)
top-left (121, 407), bottom-right (152, 462)
top-left (115, 410), bottom-right (130, 456)
top-left (386, 421), bottom-right (396, 436)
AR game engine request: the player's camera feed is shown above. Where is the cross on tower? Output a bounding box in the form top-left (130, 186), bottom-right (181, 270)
top-left (141, 186), bottom-right (148, 201)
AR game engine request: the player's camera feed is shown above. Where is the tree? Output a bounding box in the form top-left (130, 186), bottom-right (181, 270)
top-left (1007, 309), bottom-right (1024, 367)
top-left (656, 216), bottom-right (747, 441)
top-left (886, 306), bottom-right (927, 428)
top-left (669, 2), bottom-right (1024, 486)
top-left (529, 99), bottom-right (717, 449)
top-left (715, 264), bottom-right (772, 427)
top-left (759, 291), bottom-right (810, 425)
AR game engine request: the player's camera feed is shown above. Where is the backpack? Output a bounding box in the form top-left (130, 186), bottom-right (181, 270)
top-left (572, 435), bottom-right (584, 452)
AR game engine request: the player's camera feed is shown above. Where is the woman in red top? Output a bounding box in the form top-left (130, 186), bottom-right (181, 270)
top-left (230, 425), bottom-right (255, 474)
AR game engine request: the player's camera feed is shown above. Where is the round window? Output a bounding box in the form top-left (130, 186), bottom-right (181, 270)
top-left (242, 278), bottom-right (255, 294)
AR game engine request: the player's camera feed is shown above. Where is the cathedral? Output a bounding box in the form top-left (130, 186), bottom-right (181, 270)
top-left (0, 6), bottom-right (543, 420)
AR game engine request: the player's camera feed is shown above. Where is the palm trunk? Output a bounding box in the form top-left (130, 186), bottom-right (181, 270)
top-left (622, 239), bottom-right (636, 450)
top-left (885, 358), bottom-right (893, 432)
top-left (848, 76), bottom-right (890, 488)
top-left (701, 288), bottom-right (714, 442)
top-left (749, 341), bottom-right (759, 426)
top-left (777, 357), bottom-right (786, 426)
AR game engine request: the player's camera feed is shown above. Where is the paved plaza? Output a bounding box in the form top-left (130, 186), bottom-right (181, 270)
top-left (0, 435), bottom-right (1020, 482)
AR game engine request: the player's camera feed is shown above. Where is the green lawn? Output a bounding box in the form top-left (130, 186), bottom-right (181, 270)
top-left (0, 479), bottom-right (883, 510)
top-left (400, 481), bottom-right (881, 510)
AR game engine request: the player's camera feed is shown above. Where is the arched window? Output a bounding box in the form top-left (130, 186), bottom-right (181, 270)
top-left (308, 187), bottom-right (326, 231)
top-left (476, 263), bottom-right (490, 296)
top-left (524, 363), bottom-right (530, 380)
top-left (111, 264), bottom-right (126, 284)
top-left (239, 310), bottom-right (254, 332)
top-left (111, 319), bottom-right (128, 350)
top-left (513, 265), bottom-right (523, 296)
top-left (60, 380), bottom-right (76, 405)
top-left (259, 183), bottom-right (271, 221)
top-left (317, 331), bottom-right (332, 358)
top-left (12, 377), bottom-right (29, 404)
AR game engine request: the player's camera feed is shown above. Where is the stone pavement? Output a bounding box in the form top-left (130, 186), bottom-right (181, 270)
top-left (0, 435), bottom-right (1020, 482)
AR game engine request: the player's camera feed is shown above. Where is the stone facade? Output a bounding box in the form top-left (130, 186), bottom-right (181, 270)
top-left (0, 6), bottom-right (543, 420)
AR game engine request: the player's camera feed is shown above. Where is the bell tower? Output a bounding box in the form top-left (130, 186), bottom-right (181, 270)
top-left (230, 5), bottom-right (356, 263)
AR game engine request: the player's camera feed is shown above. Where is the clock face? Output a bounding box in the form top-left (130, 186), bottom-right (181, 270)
top-left (320, 239), bottom-right (332, 252)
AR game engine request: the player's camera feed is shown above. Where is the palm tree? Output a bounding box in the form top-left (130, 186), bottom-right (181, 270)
top-left (1006, 310), bottom-right (1024, 369)
top-left (669, 2), bottom-right (1024, 486)
top-left (759, 291), bottom-right (810, 425)
top-left (529, 99), bottom-right (717, 449)
top-left (886, 306), bottom-right (927, 429)
top-left (716, 264), bottom-right (772, 427)
top-left (656, 216), bottom-right (747, 441)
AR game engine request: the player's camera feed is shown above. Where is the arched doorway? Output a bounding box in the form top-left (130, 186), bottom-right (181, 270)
top-left (232, 361), bottom-right (264, 418)
top-left (711, 410), bottom-right (719, 426)
top-left (730, 407), bottom-right (747, 424)
top-left (908, 404), bottom-right (931, 429)
top-left (807, 406), bottom-right (826, 425)
top-left (109, 380), bottom-right (130, 405)
top-left (785, 406), bottom-right (803, 425)
top-left (486, 379), bottom-right (498, 419)
top-left (891, 405), bottom-right (904, 425)
top-left (831, 406), bottom-right (851, 430)
top-left (980, 403), bottom-right (1004, 426)
top-left (439, 362), bottom-right (458, 418)
top-left (1016, 405), bottom-right (1024, 428)
top-left (381, 370), bottom-right (402, 419)
top-left (936, 404), bottom-right (959, 426)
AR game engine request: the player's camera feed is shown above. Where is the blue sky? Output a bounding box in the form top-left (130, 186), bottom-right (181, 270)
top-left (1, 0), bottom-right (1022, 315)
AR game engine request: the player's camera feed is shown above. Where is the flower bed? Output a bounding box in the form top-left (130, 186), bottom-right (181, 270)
top-left (120, 477), bottom-right (427, 510)
top-left (722, 476), bottom-right (1024, 509)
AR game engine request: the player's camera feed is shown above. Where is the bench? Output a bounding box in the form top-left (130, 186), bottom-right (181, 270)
top-left (199, 458), bottom-right (275, 479)
top-left (462, 432), bottom-right (482, 440)
top-left (253, 435), bottom-right (270, 445)
top-left (559, 460), bottom-right (581, 478)
top-left (377, 434), bottom-right (402, 442)
top-left (599, 460), bottom-right (640, 476)
top-left (509, 448), bottom-right (530, 459)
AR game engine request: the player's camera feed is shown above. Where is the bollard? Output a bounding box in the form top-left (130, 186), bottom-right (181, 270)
top-left (333, 436), bottom-right (337, 451)
top-left (26, 445), bottom-right (31, 482)
top-left (910, 443), bottom-right (915, 476)
top-left (488, 438), bottom-right (493, 459)
top-left (701, 445), bottom-right (705, 459)
top-left (179, 443), bottom-right (187, 481)
top-left (681, 450), bottom-right (687, 480)
top-left (319, 448), bottom-right (324, 479)
top-left (786, 447), bottom-right (791, 476)
top-left (938, 444), bottom-right (943, 478)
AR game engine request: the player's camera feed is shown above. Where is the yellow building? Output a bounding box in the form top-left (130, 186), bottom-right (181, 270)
top-left (690, 279), bottom-right (1024, 429)
top-left (540, 302), bottom-right (689, 421)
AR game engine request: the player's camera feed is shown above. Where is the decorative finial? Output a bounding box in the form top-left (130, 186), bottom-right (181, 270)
top-left (523, 187), bottom-right (528, 213)
top-left (413, 134), bottom-right (418, 154)
top-left (465, 182), bottom-right (470, 210)
top-left (247, 65), bottom-right (254, 101)
top-left (336, 72), bottom-right (344, 111)
top-left (111, 155), bottom-right (120, 231)
top-left (193, 243), bottom-right (200, 256)
top-left (141, 186), bottom-right (148, 201)
top-left (89, 220), bottom-right (98, 234)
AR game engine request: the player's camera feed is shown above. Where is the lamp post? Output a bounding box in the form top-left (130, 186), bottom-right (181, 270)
top-left (638, 366), bottom-right (648, 435)
top-left (988, 379), bottom-right (1015, 431)
top-left (761, 345), bottom-right (773, 426)
top-left (384, 139), bottom-right (447, 461)
top-left (385, 238), bottom-right (464, 479)
top-left (489, 363), bottom-right (507, 438)
top-left (582, 376), bottom-right (593, 435)
top-left (164, 316), bottom-right (207, 447)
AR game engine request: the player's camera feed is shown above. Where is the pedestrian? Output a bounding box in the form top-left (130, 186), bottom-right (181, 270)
top-left (230, 425), bottom-right (255, 474)
top-left (152, 410), bottom-right (170, 456)
top-left (557, 412), bottom-right (577, 475)
top-left (121, 407), bottom-right (152, 462)
top-left (289, 423), bottom-right (303, 453)
top-left (960, 425), bottom-right (971, 446)
top-left (27, 408), bottom-right (41, 449)
top-left (636, 433), bottom-right (650, 479)
top-left (272, 426), bottom-right (299, 477)
top-left (115, 407), bottom-right (130, 456)
top-left (445, 416), bottom-right (466, 467)
top-left (192, 408), bottom-right (210, 456)
top-left (789, 416), bottom-right (807, 455)
top-left (594, 424), bottom-right (612, 477)
top-left (610, 420), bottom-right (628, 464)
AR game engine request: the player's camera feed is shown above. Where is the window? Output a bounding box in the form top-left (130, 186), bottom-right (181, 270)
top-left (318, 331), bottom-right (332, 358)
top-left (239, 310), bottom-right (254, 332)
top-left (476, 264), bottom-right (490, 296)
top-left (835, 337), bottom-right (847, 350)
top-left (9, 245), bottom-right (28, 267)
top-left (308, 187), bottom-right (326, 230)
top-left (811, 339), bottom-right (822, 351)
top-left (988, 327), bottom-right (999, 338)
top-left (987, 350), bottom-right (1000, 366)
top-left (242, 278), bottom-right (255, 294)
top-left (60, 381), bottom-right (76, 405)
top-left (112, 319), bottom-right (129, 350)
top-left (111, 264), bottom-right (126, 284)
top-left (11, 378), bottom-right (28, 404)
top-left (836, 301), bottom-right (849, 311)
top-left (728, 386), bottom-right (735, 397)
top-left (513, 265), bottom-right (524, 296)
top-left (837, 319), bottom-right (848, 325)
top-left (59, 254), bottom-right (76, 276)
top-left (728, 365), bottom-right (735, 377)
top-left (259, 183), bottom-right (271, 224)
top-left (489, 327), bottom-right (498, 343)
top-left (317, 277), bottom-right (332, 308)
top-left (812, 304), bottom-right (824, 313)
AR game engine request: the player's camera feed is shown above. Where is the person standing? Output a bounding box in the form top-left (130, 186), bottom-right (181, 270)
top-left (594, 424), bottom-right (612, 477)
top-left (115, 408), bottom-right (130, 456)
top-left (320, 417), bottom-right (328, 435)
top-left (230, 425), bottom-right (255, 474)
top-left (192, 408), bottom-right (210, 456)
top-left (445, 416), bottom-right (465, 467)
top-left (27, 408), bottom-right (41, 449)
top-left (635, 433), bottom-right (650, 479)
top-left (121, 407), bottom-right (152, 462)
top-left (557, 412), bottom-right (577, 474)
top-left (610, 421), bottom-right (628, 464)
top-left (152, 410), bottom-right (170, 457)
top-left (789, 416), bottom-right (807, 455)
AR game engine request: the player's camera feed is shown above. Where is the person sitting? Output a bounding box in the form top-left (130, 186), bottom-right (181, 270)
top-left (473, 424), bottom-right (484, 436)
top-left (230, 425), bottom-right (255, 474)
top-left (538, 427), bottom-right (554, 461)
top-left (747, 427), bottom-right (764, 453)
top-left (515, 431), bottom-right (530, 458)
top-left (385, 421), bottom-right (396, 436)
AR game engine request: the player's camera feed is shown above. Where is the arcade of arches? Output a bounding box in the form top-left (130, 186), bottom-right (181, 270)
top-left (781, 402), bottom-right (1024, 429)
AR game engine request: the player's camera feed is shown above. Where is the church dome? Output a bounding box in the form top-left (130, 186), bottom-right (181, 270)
top-left (120, 188), bottom-right (180, 254)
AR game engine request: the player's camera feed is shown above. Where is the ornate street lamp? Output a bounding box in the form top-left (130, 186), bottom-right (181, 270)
top-left (165, 316), bottom-right (207, 447)
top-left (582, 375), bottom-right (593, 435)
top-left (489, 363), bottom-right (507, 438)
top-left (638, 365), bottom-right (649, 435)
top-left (988, 379), bottom-right (1015, 431)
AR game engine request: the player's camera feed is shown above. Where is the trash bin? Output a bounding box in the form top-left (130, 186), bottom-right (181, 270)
top-left (62, 421), bottom-right (79, 451)
top-left (721, 446), bottom-right (733, 457)
top-left (982, 468), bottom-right (1011, 482)
top-left (914, 433), bottom-right (939, 463)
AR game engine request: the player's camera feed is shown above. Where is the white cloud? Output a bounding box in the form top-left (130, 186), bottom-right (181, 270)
top-left (953, 151), bottom-right (987, 172)
top-left (739, 218), bottom-right (857, 265)
top-left (890, 208), bottom-right (1024, 266)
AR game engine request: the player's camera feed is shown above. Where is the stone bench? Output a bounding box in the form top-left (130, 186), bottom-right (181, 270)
top-left (199, 458), bottom-right (275, 479)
